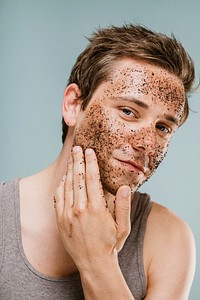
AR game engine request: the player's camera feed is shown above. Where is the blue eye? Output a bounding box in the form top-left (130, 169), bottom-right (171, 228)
top-left (156, 124), bottom-right (170, 134)
top-left (119, 107), bottom-right (138, 121)
top-left (122, 108), bottom-right (134, 116)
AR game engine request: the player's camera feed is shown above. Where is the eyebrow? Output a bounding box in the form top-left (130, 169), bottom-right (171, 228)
top-left (114, 96), bottom-right (179, 125)
top-left (164, 115), bottom-right (179, 126)
top-left (114, 96), bottom-right (149, 109)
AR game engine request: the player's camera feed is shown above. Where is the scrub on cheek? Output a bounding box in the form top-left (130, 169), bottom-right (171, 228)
top-left (73, 102), bottom-right (168, 195)
top-left (73, 104), bottom-right (124, 194)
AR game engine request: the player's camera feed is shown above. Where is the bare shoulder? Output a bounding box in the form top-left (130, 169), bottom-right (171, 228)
top-left (146, 201), bottom-right (195, 244)
top-left (144, 201), bottom-right (196, 299)
top-left (147, 201), bottom-right (190, 230)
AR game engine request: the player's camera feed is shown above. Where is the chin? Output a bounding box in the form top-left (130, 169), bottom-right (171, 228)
top-left (101, 177), bottom-right (141, 196)
top-left (98, 160), bottom-right (149, 195)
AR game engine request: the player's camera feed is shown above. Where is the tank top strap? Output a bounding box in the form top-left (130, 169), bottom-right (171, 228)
top-left (0, 179), bottom-right (20, 272)
top-left (131, 191), bottom-right (152, 228)
top-left (0, 181), bottom-right (5, 271)
top-left (118, 190), bottom-right (152, 300)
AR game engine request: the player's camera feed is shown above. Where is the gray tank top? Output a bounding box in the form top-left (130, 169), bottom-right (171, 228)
top-left (0, 179), bottom-right (151, 300)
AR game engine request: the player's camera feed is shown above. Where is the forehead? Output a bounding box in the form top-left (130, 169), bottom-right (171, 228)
top-left (94, 58), bottom-right (185, 121)
top-left (108, 58), bottom-right (184, 96)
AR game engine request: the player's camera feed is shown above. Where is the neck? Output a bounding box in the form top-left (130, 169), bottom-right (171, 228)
top-left (46, 130), bottom-right (75, 198)
top-left (20, 130), bottom-right (74, 202)
top-left (21, 129), bottom-right (116, 217)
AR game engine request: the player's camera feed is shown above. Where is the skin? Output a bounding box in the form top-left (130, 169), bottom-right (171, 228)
top-left (56, 147), bottom-right (133, 299)
top-left (73, 59), bottom-right (185, 197)
top-left (19, 58), bottom-right (196, 300)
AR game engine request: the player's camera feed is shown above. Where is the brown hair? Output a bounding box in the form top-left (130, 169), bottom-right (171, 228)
top-left (62, 24), bottom-right (196, 143)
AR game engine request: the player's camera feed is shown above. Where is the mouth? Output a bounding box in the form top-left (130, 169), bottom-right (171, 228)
top-left (118, 159), bottom-right (145, 174)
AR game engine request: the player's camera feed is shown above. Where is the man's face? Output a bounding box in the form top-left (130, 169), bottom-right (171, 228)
top-left (73, 58), bottom-right (185, 195)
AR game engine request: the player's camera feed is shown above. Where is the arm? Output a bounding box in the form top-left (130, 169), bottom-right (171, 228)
top-left (55, 146), bottom-right (134, 299)
top-left (144, 202), bottom-right (196, 300)
top-left (55, 146), bottom-right (196, 299)
top-left (80, 258), bottom-right (134, 300)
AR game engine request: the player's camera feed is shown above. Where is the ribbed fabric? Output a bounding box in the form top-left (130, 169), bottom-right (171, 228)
top-left (0, 179), bottom-right (151, 300)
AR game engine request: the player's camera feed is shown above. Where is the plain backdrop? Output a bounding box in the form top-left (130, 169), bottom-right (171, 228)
top-left (0, 0), bottom-right (199, 298)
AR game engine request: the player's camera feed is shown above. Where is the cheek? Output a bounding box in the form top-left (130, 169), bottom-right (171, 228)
top-left (74, 105), bottom-right (124, 154)
top-left (150, 142), bottom-right (170, 172)
top-left (75, 103), bottom-right (170, 174)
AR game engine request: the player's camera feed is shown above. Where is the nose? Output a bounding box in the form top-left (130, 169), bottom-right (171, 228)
top-left (130, 125), bottom-right (157, 156)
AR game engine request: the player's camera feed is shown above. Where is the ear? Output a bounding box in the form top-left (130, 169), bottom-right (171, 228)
top-left (62, 83), bottom-right (82, 127)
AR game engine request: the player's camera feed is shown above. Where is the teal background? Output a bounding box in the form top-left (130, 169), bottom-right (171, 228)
top-left (0, 0), bottom-right (199, 298)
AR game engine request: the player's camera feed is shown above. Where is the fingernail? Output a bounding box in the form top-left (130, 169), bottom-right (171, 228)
top-left (73, 146), bottom-right (80, 153)
top-left (121, 187), bottom-right (131, 197)
top-left (85, 148), bottom-right (93, 155)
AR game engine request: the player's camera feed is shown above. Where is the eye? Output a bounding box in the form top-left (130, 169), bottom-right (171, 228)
top-left (156, 124), bottom-right (172, 136)
top-left (120, 107), bottom-right (138, 119)
top-left (122, 108), bottom-right (133, 115)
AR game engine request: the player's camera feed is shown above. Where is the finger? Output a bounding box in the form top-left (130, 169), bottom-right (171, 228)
top-left (85, 148), bottom-right (104, 208)
top-left (115, 186), bottom-right (131, 252)
top-left (63, 154), bottom-right (74, 214)
top-left (54, 175), bottom-right (65, 218)
top-left (72, 146), bottom-right (87, 213)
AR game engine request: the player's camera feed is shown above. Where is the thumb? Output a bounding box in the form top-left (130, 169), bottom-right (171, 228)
top-left (115, 185), bottom-right (131, 252)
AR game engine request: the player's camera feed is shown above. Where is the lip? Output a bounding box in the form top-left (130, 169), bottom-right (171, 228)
top-left (118, 159), bottom-right (145, 173)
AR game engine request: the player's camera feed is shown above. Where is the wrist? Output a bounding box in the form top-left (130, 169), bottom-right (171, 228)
top-left (79, 255), bottom-right (134, 300)
top-left (79, 252), bottom-right (119, 278)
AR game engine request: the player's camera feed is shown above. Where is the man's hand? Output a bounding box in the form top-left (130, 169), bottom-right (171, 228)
top-left (54, 146), bottom-right (131, 272)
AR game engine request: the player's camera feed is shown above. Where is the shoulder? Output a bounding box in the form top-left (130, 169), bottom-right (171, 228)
top-left (146, 201), bottom-right (195, 246)
top-left (147, 201), bottom-right (192, 231)
top-left (144, 201), bottom-right (196, 299)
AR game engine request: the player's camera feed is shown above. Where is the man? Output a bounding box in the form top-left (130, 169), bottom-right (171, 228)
top-left (0, 24), bottom-right (196, 299)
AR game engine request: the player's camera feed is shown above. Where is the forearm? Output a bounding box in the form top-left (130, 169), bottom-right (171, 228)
top-left (79, 256), bottom-right (135, 300)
